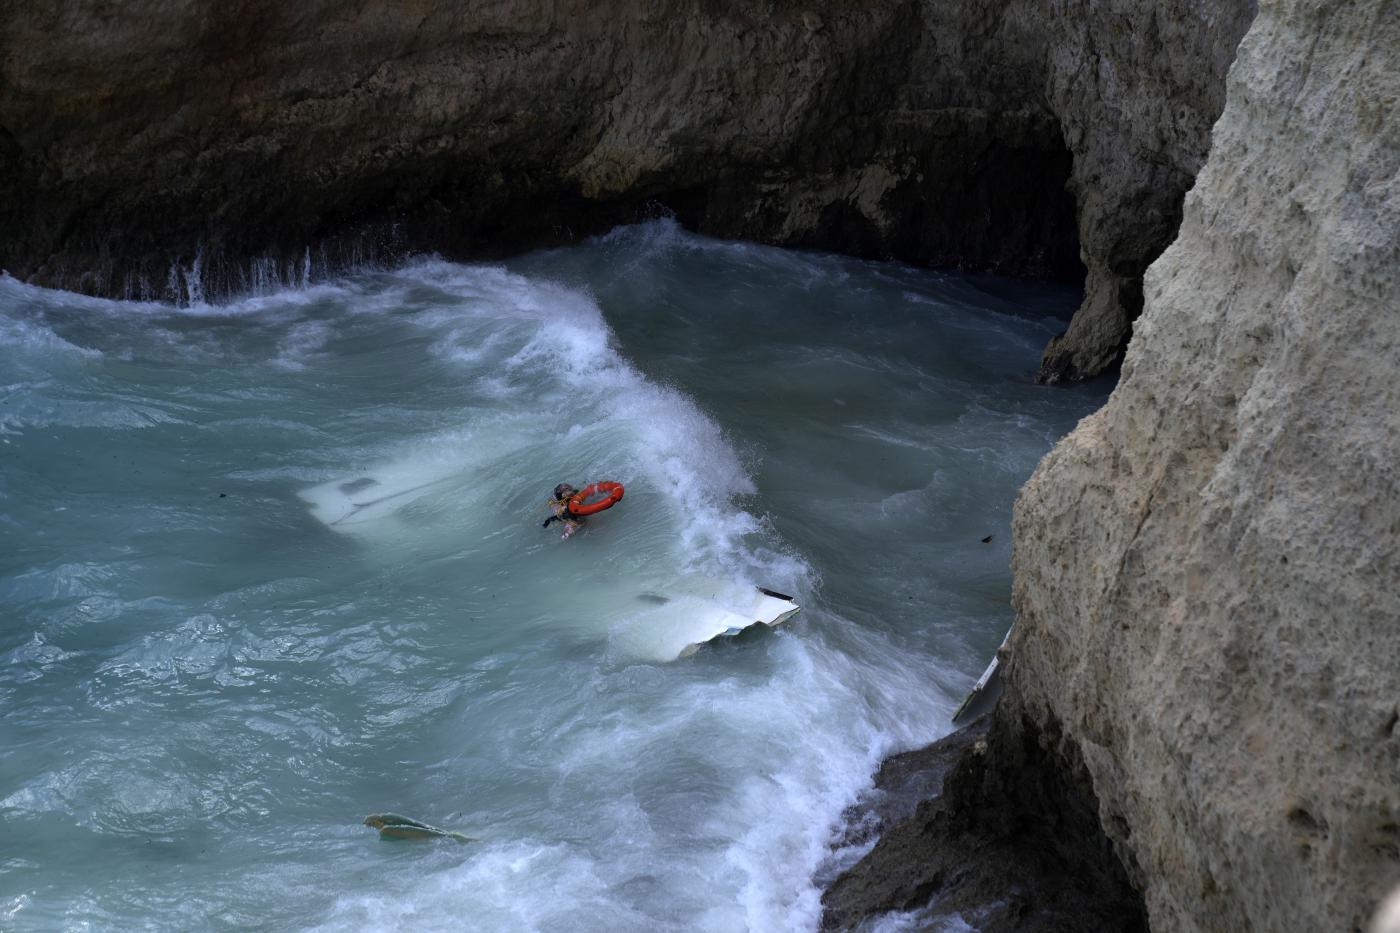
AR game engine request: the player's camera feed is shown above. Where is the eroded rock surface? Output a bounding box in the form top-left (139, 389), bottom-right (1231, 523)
top-left (0, 1), bottom-right (1074, 298)
top-left (824, 1), bottom-right (1397, 928)
top-left (1035, 0), bottom-right (1257, 382)
top-left (1008, 0), bottom-right (1400, 929)
top-left (821, 717), bottom-right (1145, 932)
top-left (0, 1), bottom-right (1252, 378)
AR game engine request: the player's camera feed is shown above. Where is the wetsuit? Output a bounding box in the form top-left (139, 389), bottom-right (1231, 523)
top-left (542, 496), bottom-right (586, 529)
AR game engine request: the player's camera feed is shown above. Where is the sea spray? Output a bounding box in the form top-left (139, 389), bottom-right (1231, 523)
top-left (0, 223), bottom-right (1107, 930)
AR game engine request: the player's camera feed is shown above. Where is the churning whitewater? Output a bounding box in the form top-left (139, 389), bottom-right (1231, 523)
top-left (0, 222), bottom-right (1107, 931)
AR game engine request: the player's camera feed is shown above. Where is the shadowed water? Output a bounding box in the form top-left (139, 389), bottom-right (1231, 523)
top-left (0, 221), bottom-right (1108, 931)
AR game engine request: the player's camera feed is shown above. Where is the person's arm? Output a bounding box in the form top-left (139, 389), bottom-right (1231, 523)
top-left (543, 498), bottom-right (569, 527)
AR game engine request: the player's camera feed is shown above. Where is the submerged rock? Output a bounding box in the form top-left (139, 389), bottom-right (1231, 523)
top-left (363, 813), bottom-right (474, 844)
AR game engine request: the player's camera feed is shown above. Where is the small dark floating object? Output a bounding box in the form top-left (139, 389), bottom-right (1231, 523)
top-left (757, 586), bottom-right (794, 602)
top-left (981, 535), bottom-right (993, 543)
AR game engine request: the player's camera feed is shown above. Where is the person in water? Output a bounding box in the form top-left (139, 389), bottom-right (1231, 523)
top-left (542, 483), bottom-right (586, 539)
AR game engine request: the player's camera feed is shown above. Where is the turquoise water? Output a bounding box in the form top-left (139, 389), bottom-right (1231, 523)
top-left (0, 221), bottom-right (1108, 931)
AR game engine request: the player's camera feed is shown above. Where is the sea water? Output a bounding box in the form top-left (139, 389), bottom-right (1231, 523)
top-left (0, 221), bottom-right (1109, 931)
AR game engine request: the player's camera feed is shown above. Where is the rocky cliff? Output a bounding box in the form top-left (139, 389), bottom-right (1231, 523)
top-left (982, 1), bottom-right (1398, 930)
top-left (1035, 0), bottom-right (1257, 382)
top-left (0, 0), bottom-right (1252, 379)
top-left (826, 0), bottom-right (1398, 928)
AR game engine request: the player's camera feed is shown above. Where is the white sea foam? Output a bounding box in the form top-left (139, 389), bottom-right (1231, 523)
top-left (270, 318), bottom-right (335, 370)
top-left (0, 312), bottom-right (102, 361)
top-left (318, 630), bottom-right (952, 932)
top-left (277, 259), bottom-right (959, 929)
top-left (0, 227), bottom-right (1101, 931)
top-left (314, 262), bottom-right (772, 580)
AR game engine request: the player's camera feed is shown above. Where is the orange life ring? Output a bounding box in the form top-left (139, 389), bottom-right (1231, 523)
top-left (568, 481), bottom-right (625, 517)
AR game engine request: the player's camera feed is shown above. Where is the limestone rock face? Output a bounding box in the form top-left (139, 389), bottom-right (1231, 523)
top-left (1008, 0), bottom-right (1400, 928)
top-left (0, 0), bottom-right (1251, 382)
top-left (1036, 0), bottom-right (1258, 382)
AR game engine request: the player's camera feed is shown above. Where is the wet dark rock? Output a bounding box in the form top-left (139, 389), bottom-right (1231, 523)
top-left (822, 713), bottom-right (1145, 933)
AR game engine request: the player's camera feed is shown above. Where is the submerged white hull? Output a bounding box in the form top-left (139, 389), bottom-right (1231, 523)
top-left (612, 584), bottom-right (800, 661)
top-left (299, 465), bottom-right (463, 530)
top-left (300, 467), bottom-right (799, 662)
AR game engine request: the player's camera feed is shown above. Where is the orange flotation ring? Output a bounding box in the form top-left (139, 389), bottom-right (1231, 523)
top-left (567, 481), bottom-right (625, 517)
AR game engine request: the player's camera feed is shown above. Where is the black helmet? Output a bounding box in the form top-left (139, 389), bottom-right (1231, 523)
top-left (554, 483), bottom-right (575, 499)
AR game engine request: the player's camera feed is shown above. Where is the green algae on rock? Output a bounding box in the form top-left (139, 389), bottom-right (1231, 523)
top-left (363, 813), bottom-right (475, 844)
